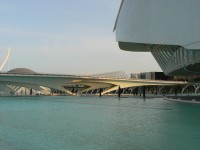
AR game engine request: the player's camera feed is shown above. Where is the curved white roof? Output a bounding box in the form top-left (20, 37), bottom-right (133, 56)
top-left (91, 71), bottom-right (128, 79)
top-left (115, 0), bottom-right (200, 50)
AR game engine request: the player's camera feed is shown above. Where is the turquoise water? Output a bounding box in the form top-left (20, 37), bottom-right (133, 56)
top-left (0, 96), bottom-right (200, 150)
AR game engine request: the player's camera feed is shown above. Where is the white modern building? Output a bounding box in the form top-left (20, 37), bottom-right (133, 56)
top-left (114, 0), bottom-right (200, 76)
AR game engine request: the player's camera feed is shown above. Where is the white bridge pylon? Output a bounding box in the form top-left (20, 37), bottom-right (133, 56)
top-left (0, 48), bottom-right (10, 71)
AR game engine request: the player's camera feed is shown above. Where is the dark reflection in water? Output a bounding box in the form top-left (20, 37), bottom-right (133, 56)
top-left (0, 96), bottom-right (199, 150)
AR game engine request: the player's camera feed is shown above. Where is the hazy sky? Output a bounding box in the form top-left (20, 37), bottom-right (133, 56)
top-left (0, 0), bottom-right (161, 75)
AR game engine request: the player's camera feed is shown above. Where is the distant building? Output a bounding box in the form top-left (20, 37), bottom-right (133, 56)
top-left (130, 72), bottom-right (173, 80)
top-left (130, 73), bottom-right (140, 79)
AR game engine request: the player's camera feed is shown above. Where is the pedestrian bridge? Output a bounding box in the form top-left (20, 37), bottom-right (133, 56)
top-left (0, 69), bottom-right (185, 96)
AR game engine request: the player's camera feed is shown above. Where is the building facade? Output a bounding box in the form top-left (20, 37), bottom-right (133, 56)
top-left (130, 72), bottom-right (171, 80)
top-left (114, 0), bottom-right (200, 76)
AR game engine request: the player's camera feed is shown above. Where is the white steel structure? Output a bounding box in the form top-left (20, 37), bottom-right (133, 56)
top-left (114, 0), bottom-right (200, 76)
top-left (0, 48), bottom-right (10, 71)
top-left (0, 69), bottom-right (184, 96)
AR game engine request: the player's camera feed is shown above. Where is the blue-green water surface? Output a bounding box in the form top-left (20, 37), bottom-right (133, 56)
top-left (0, 96), bottom-right (200, 150)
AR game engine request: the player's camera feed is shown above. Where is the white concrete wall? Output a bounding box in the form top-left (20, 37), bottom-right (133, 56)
top-left (116, 0), bottom-right (200, 49)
